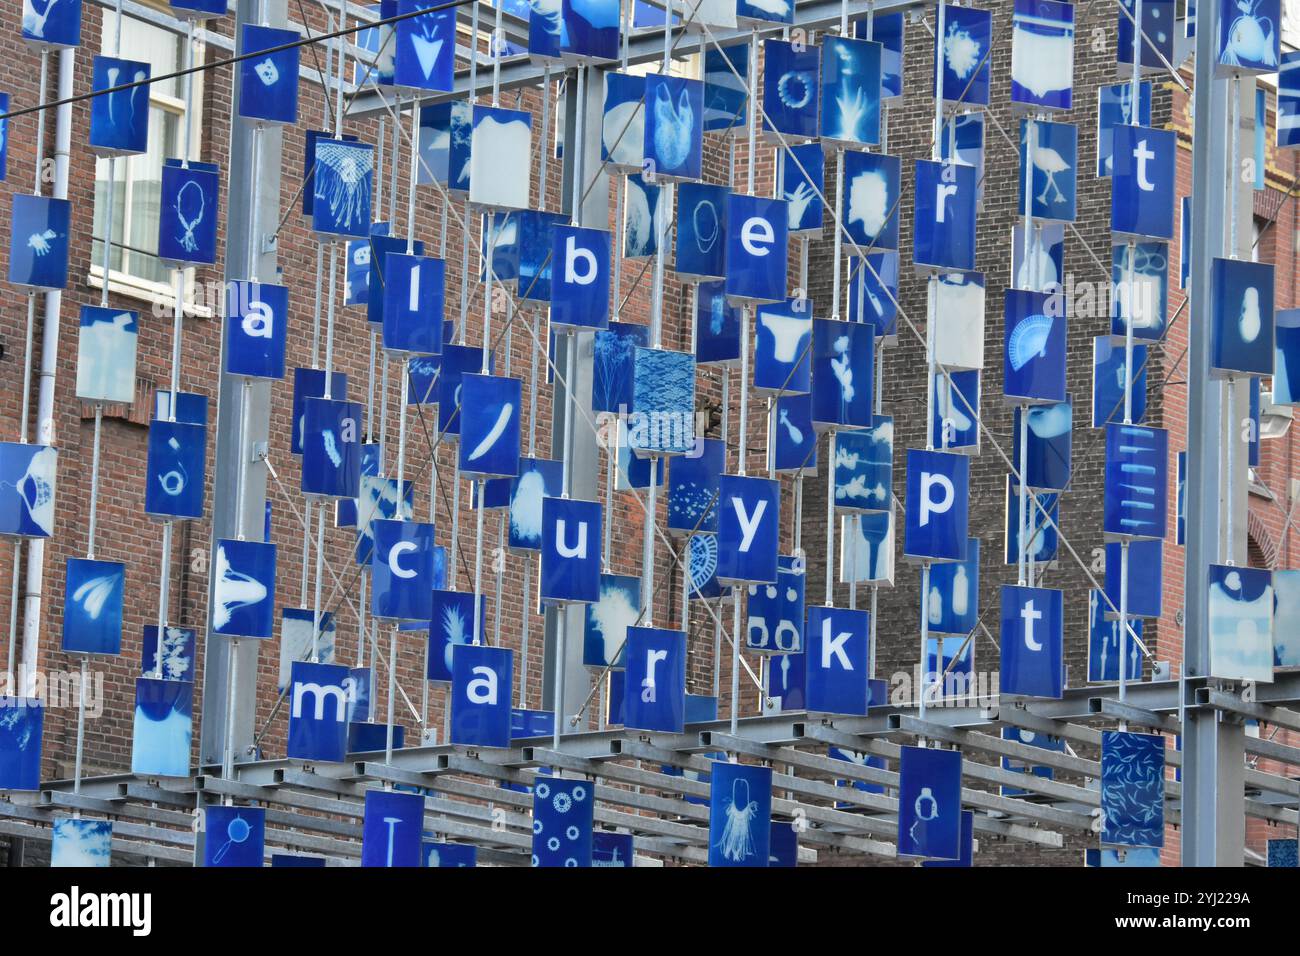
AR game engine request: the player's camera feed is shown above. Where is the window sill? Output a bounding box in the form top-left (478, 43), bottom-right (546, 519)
top-left (87, 267), bottom-right (214, 320)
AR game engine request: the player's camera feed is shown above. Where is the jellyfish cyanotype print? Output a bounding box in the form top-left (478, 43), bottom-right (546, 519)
top-left (312, 138), bottom-right (374, 237)
top-left (708, 761), bottom-right (772, 867)
top-left (642, 74), bottom-right (703, 181)
top-left (1100, 730), bottom-right (1165, 848)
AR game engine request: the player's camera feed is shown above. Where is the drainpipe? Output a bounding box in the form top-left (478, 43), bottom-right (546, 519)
top-left (20, 46), bottom-right (75, 694)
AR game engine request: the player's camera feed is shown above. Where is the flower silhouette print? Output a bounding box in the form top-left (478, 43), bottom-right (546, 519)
top-left (652, 83), bottom-right (695, 171)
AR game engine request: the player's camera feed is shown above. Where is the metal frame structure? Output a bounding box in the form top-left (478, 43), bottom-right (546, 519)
top-left (4, 672), bottom-right (1298, 865)
top-left (3, 0), bottom-right (1295, 867)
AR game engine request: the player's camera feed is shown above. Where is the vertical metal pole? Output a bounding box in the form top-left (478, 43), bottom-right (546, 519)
top-left (200, 0), bottom-right (283, 766)
top-left (825, 432), bottom-right (836, 605)
top-left (1183, 0), bottom-right (1244, 867)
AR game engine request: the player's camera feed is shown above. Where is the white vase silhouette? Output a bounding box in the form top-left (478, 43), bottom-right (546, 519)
top-left (952, 565), bottom-right (969, 616)
top-left (1238, 287), bottom-right (1262, 344)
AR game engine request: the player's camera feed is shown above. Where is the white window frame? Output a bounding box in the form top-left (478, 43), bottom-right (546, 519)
top-left (88, 4), bottom-right (210, 316)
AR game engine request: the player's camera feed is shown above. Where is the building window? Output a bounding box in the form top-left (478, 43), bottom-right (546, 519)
top-left (91, 9), bottom-right (203, 295)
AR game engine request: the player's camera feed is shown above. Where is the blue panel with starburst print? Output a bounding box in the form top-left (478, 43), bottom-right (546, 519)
top-left (532, 777), bottom-right (594, 867)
